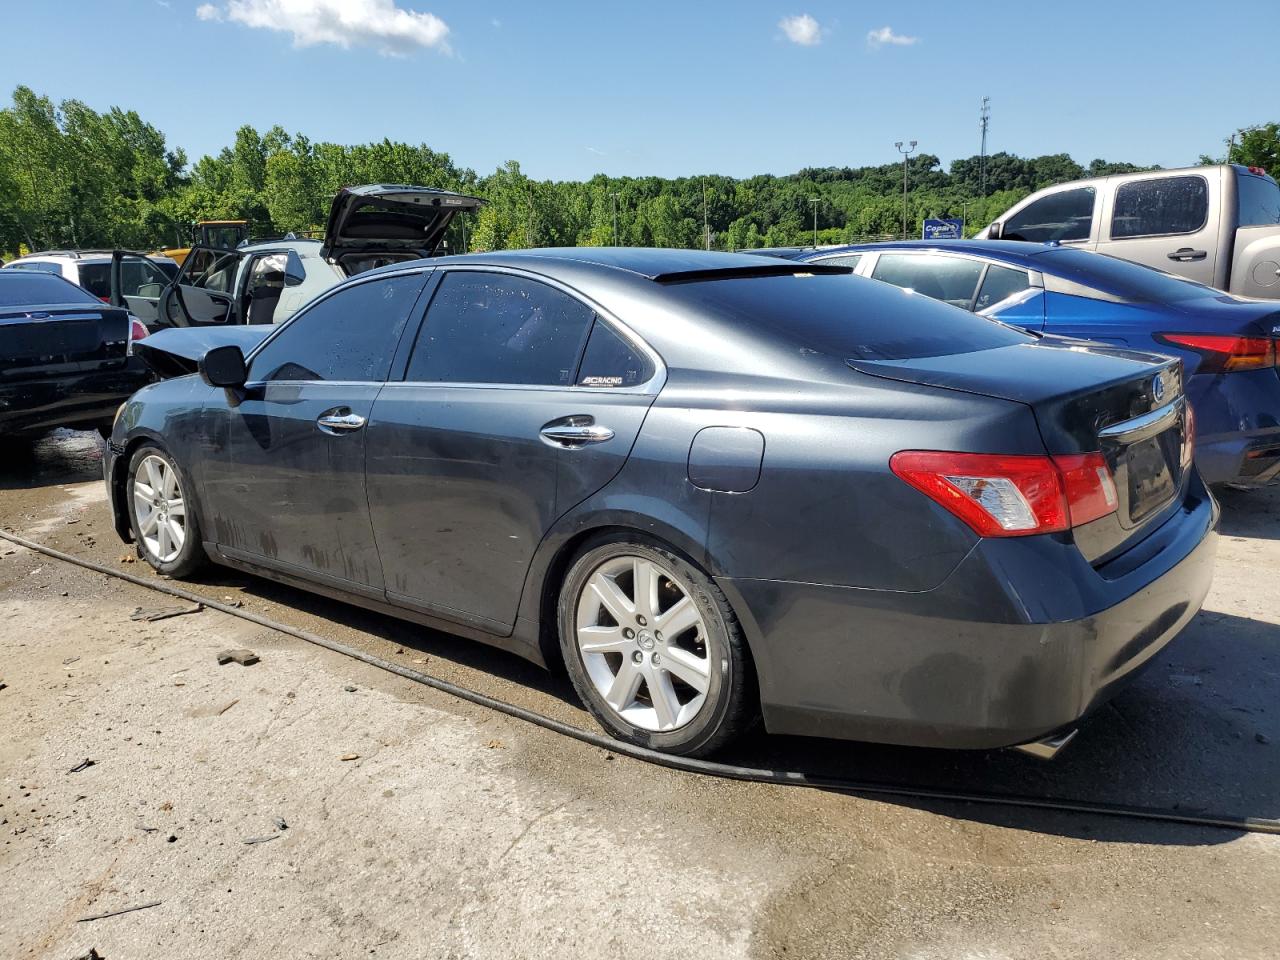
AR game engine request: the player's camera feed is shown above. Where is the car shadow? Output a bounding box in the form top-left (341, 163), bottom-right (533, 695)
top-left (718, 607), bottom-right (1280, 846)
top-left (190, 557), bottom-right (1279, 846)
top-left (1214, 483), bottom-right (1280, 541)
top-left (0, 429), bottom-right (105, 490)
top-left (181, 565), bottom-right (581, 710)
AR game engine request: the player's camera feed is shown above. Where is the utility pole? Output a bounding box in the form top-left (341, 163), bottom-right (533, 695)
top-left (702, 181), bottom-right (711, 251)
top-left (611, 192), bottom-right (620, 245)
top-left (979, 97), bottom-right (991, 196)
top-left (895, 140), bottom-right (917, 239)
top-left (1225, 134), bottom-right (1236, 164)
top-left (962, 198), bottom-right (969, 236)
top-left (809, 197), bottom-right (820, 247)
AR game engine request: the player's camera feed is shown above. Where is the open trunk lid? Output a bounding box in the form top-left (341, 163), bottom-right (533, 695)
top-left (0, 304), bottom-right (131, 380)
top-left (850, 339), bottom-right (1192, 563)
top-left (320, 184), bottom-right (484, 269)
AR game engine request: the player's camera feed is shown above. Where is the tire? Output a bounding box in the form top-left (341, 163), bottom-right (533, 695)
top-left (126, 443), bottom-right (206, 578)
top-left (557, 536), bottom-right (756, 757)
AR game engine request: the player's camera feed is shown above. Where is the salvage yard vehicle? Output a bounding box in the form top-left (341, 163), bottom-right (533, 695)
top-left (125, 184), bottom-right (484, 331)
top-left (3, 249), bottom-right (178, 301)
top-left (792, 240), bottom-right (1280, 486)
top-left (0, 270), bottom-right (150, 438)
top-left (105, 249), bottom-right (1216, 758)
top-left (978, 164), bottom-right (1280, 298)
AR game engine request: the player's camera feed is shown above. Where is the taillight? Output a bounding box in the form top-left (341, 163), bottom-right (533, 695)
top-left (1155, 333), bottom-right (1277, 372)
top-left (127, 317), bottom-right (148, 355)
top-left (890, 450), bottom-right (1118, 538)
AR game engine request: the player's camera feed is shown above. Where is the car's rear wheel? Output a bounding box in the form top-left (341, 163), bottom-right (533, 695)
top-left (126, 444), bottom-right (205, 577)
top-left (558, 537), bottom-right (755, 757)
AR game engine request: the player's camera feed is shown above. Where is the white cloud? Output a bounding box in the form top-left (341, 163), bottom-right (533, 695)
top-left (778, 14), bottom-right (822, 46)
top-left (197, 0), bottom-right (451, 56)
top-left (867, 25), bottom-right (919, 48)
top-left (585, 146), bottom-right (606, 156)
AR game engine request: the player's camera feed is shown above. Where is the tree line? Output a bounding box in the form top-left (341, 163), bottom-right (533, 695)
top-left (1, 85), bottom-right (1273, 259)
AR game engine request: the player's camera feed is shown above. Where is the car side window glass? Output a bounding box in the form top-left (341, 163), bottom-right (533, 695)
top-left (871, 254), bottom-right (984, 309)
top-left (1111, 176), bottom-right (1209, 238)
top-left (975, 265), bottom-right (1031, 312)
top-left (1003, 187), bottom-right (1095, 243)
top-left (407, 272), bottom-right (595, 386)
top-left (250, 273), bottom-right (426, 382)
top-left (817, 254), bottom-right (862, 269)
top-left (6, 261), bottom-right (62, 274)
top-left (577, 320), bottom-right (653, 387)
top-left (1238, 173), bottom-right (1280, 226)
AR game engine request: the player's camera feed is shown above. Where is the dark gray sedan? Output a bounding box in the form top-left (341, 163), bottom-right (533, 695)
top-left (104, 249), bottom-right (1217, 757)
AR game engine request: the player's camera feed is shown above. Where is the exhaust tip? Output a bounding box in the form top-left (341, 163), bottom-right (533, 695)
top-left (1011, 728), bottom-right (1078, 761)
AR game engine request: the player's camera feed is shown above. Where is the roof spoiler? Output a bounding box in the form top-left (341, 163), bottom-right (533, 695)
top-left (651, 263), bottom-right (853, 284)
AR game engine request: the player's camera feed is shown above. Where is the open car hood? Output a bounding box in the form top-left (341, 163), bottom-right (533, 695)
top-left (320, 184), bottom-right (485, 262)
top-left (134, 325), bottom-right (273, 379)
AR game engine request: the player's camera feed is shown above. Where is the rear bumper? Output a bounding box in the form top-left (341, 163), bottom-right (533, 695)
top-left (0, 358), bottom-right (151, 436)
top-left (1188, 368), bottom-right (1280, 485)
top-left (720, 477), bottom-right (1218, 750)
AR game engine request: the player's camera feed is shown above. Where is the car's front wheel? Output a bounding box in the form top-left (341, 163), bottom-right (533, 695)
top-left (126, 444), bottom-right (205, 577)
top-left (558, 537), bottom-right (755, 757)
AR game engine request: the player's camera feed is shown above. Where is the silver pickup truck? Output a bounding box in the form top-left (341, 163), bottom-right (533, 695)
top-left (978, 163), bottom-right (1280, 298)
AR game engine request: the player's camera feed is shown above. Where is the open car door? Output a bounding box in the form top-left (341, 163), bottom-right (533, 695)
top-left (158, 246), bottom-right (245, 327)
top-left (109, 251), bottom-right (174, 330)
top-left (320, 184), bottom-right (484, 275)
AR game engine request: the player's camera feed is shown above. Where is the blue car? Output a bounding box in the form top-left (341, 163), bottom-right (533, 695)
top-left (787, 240), bottom-right (1280, 486)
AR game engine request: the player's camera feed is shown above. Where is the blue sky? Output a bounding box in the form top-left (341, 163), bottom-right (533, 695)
top-left (1, 1), bottom-right (1275, 181)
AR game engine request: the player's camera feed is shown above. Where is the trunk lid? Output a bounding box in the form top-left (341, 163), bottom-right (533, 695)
top-left (0, 304), bottom-right (131, 380)
top-left (849, 338), bottom-right (1191, 563)
top-left (320, 184), bottom-right (485, 268)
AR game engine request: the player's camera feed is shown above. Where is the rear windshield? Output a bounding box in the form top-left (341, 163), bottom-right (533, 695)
top-left (1237, 171), bottom-right (1280, 227)
top-left (668, 272), bottom-right (1033, 361)
top-left (1036, 248), bottom-right (1216, 303)
top-left (0, 271), bottom-right (100, 306)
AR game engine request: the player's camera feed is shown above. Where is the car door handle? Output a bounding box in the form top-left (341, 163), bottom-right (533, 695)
top-left (316, 409), bottom-right (367, 435)
top-left (1167, 248), bottom-right (1207, 262)
top-left (540, 416), bottom-right (614, 447)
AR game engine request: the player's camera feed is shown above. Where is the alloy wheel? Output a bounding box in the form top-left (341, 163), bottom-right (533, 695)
top-left (575, 555), bottom-right (712, 732)
top-left (132, 454), bottom-right (187, 564)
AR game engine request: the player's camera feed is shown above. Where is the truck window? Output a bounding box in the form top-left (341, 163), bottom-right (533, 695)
top-left (1111, 176), bottom-right (1208, 238)
top-left (1003, 187), bottom-right (1095, 243)
top-left (1238, 172), bottom-right (1280, 226)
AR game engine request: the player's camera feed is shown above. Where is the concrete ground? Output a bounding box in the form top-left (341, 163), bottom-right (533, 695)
top-left (1, 429), bottom-right (1277, 960)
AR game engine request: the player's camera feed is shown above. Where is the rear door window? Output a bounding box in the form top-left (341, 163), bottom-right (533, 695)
top-left (871, 254), bottom-right (984, 309)
top-left (1111, 176), bottom-right (1209, 238)
top-left (975, 265), bottom-right (1032, 312)
top-left (1003, 187), bottom-right (1096, 243)
top-left (576, 321), bottom-right (653, 388)
top-left (1237, 172), bottom-right (1280, 226)
top-left (250, 273), bottom-right (426, 382)
top-left (407, 272), bottom-right (596, 386)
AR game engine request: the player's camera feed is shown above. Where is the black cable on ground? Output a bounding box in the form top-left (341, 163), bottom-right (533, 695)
top-left (4, 527), bottom-right (1278, 837)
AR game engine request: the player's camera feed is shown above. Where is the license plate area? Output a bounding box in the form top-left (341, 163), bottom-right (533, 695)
top-left (1102, 402), bottom-right (1186, 529)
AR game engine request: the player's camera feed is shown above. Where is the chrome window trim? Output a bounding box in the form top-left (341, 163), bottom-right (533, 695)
top-left (398, 263), bottom-right (667, 396)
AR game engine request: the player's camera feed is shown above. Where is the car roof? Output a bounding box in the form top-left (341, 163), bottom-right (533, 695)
top-left (357, 247), bottom-right (837, 284)
top-left (802, 239), bottom-right (1056, 267)
top-left (237, 238), bottom-right (325, 254)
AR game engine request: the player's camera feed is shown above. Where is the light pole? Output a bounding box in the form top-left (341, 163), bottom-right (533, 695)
top-left (895, 140), bottom-right (917, 239)
top-left (809, 197), bottom-right (820, 248)
top-left (702, 181), bottom-right (712, 251)
top-left (611, 192), bottom-right (620, 245)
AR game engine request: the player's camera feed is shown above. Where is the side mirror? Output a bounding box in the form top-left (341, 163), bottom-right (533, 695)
top-left (987, 222), bottom-right (1003, 239)
top-left (199, 344), bottom-right (247, 388)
